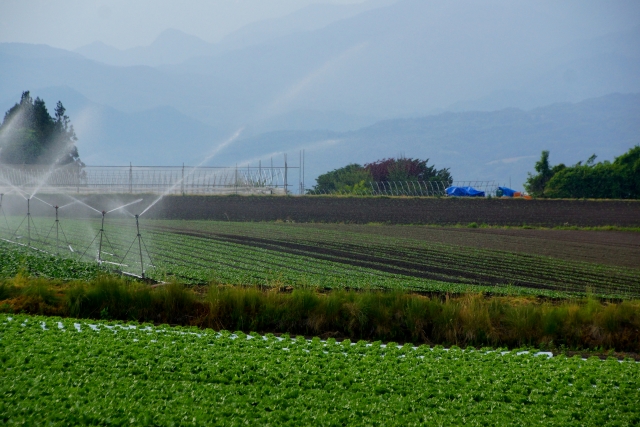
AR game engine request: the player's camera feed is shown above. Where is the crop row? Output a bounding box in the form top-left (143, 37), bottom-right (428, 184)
top-left (2, 313), bottom-right (639, 425)
top-left (1, 217), bottom-right (638, 298)
top-left (148, 220), bottom-right (640, 297)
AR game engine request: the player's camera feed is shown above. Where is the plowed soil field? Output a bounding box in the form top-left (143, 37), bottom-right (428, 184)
top-left (302, 225), bottom-right (640, 269)
top-left (154, 195), bottom-right (640, 227)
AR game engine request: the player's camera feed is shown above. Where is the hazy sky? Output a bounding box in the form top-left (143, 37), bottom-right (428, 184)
top-left (0, 0), bottom-right (369, 50)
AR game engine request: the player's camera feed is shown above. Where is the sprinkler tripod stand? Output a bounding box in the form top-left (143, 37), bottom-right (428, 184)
top-left (122, 214), bottom-right (155, 279)
top-left (0, 194), bottom-right (12, 236)
top-left (42, 205), bottom-right (74, 255)
top-left (55, 206), bottom-right (60, 254)
top-left (98, 210), bottom-right (105, 262)
top-left (10, 198), bottom-right (42, 248)
top-left (79, 210), bottom-right (123, 266)
top-left (27, 198), bottom-right (31, 246)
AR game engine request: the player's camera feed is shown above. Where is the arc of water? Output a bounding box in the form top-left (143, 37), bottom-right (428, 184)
top-left (30, 195), bottom-right (54, 208)
top-left (58, 200), bottom-right (78, 209)
top-left (106, 199), bottom-right (143, 214)
top-left (29, 140), bottom-right (80, 198)
top-left (139, 128), bottom-right (244, 217)
top-left (0, 175), bottom-right (29, 200)
top-left (62, 195), bottom-right (101, 215)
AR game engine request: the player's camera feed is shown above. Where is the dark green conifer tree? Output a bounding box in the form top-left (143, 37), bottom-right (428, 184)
top-left (0, 91), bottom-right (82, 166)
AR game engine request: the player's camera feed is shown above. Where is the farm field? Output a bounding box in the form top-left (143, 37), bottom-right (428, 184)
top-left (4, 194), bottom-right (640, 227)
top-left (1, 217), bottom-right (638, 298)
top-left (2, 313), bottom-right (639, 426)
top-left (154, 195), bottom-right (640, 227)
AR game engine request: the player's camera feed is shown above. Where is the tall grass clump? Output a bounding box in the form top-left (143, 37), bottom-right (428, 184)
top-left (62, 277), bottom-right (200, 323)
top-left (65, 276), bottom-right (148, 320)
top-left (2, 276), bottom-right (640, 352)
top-left (154, 282), bottom-right (197, 324)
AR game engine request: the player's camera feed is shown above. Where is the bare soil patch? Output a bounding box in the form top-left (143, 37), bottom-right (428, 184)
top-left (153, 196), bottom-right (640, 227)
top-left (308, 225), bottom-right (640, 269)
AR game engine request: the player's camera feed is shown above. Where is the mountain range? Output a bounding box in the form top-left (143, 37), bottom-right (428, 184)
top-left (0, 0), bottom-right (639, 190)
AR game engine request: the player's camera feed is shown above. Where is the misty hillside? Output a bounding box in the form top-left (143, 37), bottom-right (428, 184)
top-left (1, 0), bottom-right (639, 189)
top-left (73, 0), bottom-right (396, 67)
top-left (0, 89), bottom-right (638, 190)
top-left (2, 0), bottom-right (639, 134)
top-left (75, 29), bottom-right (215, 68)
top-left (217, 93), bottom-right (640, 190)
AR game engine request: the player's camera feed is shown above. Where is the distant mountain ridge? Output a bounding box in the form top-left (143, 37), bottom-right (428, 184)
top-left (218, 93), bottom-right (640, 190)
top-left (1, 0), bottom-right (639, 189)
top-left (2, 1), bottom-right (638, 131)
top-left (73, 0), bottom-right (396, 68)
top-left (0, 86), bottom-right (637, 190)
top-left (75, 29), bottom-right (216, 67)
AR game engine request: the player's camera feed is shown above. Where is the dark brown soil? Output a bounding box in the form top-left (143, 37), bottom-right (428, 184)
top-left (151, 195), bottom-right (640, 227)
top-left (292, 224), bottom-right (640, 269)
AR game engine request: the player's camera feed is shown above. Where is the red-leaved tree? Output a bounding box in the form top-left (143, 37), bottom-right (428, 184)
top-left (364, 158), bottom-right (451, 183)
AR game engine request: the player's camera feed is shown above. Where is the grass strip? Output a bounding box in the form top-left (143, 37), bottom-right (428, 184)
top-left (2, 275), bottom-right (640, 353)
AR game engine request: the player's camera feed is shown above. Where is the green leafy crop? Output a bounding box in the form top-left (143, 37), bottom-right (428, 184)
top-left (1, 314), bottom-right (639, 425)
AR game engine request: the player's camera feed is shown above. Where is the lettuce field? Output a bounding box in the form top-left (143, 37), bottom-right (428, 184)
top-left (1, 217), bottom-right (639, 298)
top-left (1, 314), bottom-right (639, 426)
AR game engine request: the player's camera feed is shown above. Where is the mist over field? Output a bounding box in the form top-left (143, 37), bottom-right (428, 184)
top-left (1, 0), bottom-right (639, 189)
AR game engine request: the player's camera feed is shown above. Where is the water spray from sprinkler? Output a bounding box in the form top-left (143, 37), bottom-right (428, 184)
top-left (0, 175), bottom-right (28, 200)
top-left (139, 127), bottom-right (244, 217)
top-left (29, 141), bottom-right (79, 199)
top-left (31, 195), bottom-right (54, 208)
top-left (106, 199), bottom-right (142, 215)
top-left (63, 195), bottom-right (101, 215)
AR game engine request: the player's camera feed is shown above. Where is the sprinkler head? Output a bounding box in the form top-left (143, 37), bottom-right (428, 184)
top-left (54, 205), bottom-right (58, 209)
top-left (135, 214), bottom-right (139, 219)
top-left (102, 210), bottom-right (106, 215)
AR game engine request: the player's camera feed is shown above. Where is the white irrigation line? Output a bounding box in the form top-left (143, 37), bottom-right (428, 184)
top-left (4, 315), bottom-right (636, 363)
top-left (0, 237), bottom-right (56, 256)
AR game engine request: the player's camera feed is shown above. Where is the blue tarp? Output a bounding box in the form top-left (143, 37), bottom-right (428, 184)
top-left (445, 186), bottom-right (485, 197)
top-left (498, 186), bottom-right (517, 197)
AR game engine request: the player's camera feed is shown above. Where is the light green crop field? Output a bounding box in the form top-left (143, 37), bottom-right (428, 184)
top-left (1, 314), bottom-right (639, 426)
top-left (1, 217), bottom-right (639, 298)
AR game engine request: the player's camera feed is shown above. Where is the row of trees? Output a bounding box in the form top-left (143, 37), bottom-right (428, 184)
top-left (310, 157), bottom-right (452, 193)
top-left (311, 147), bottom-right (639, 199)
top-left (525, 146), bottom-right (640, 199)
top-left (0, 91), bottom-right (83, 166)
